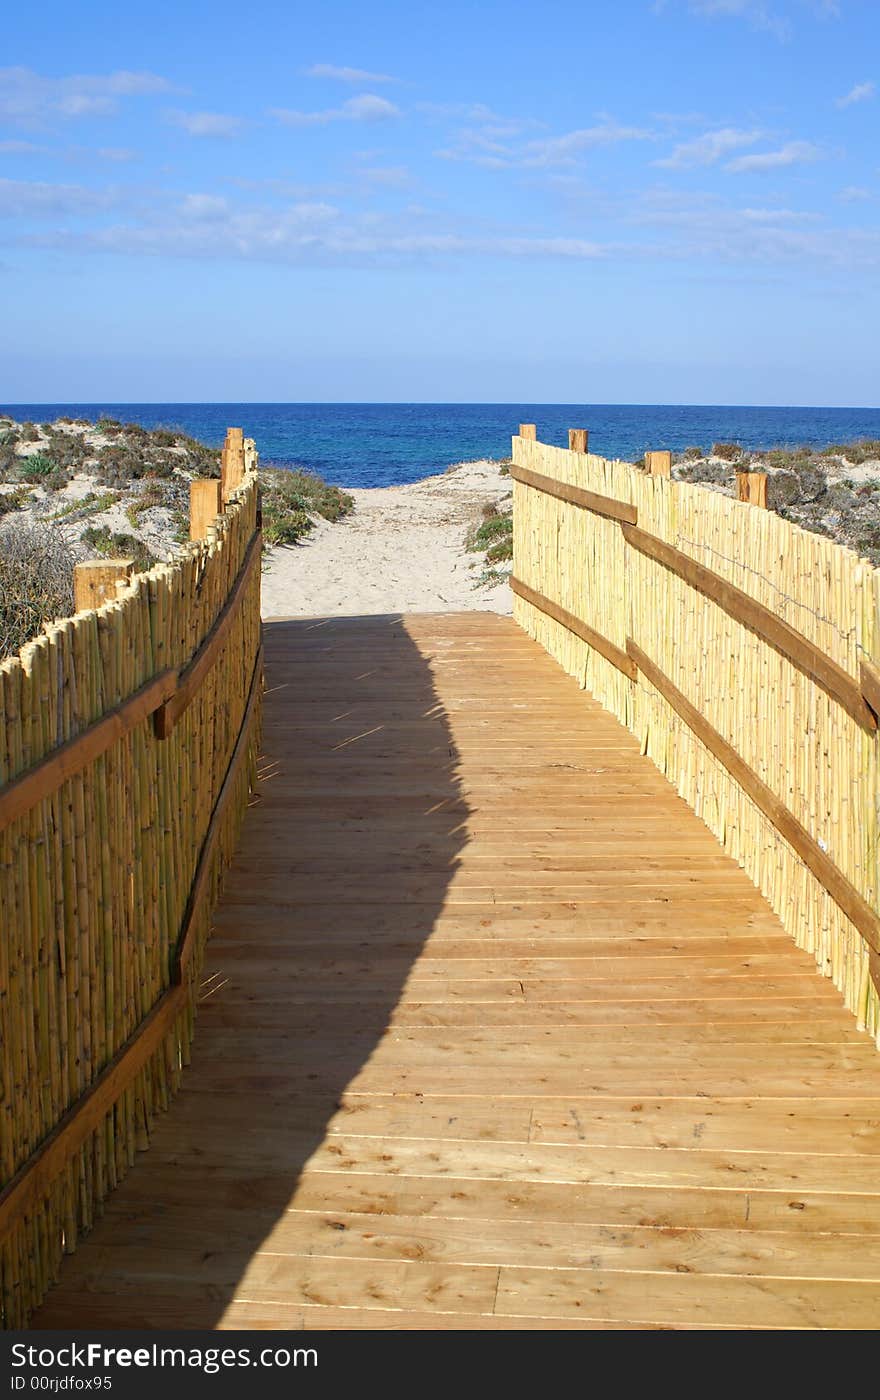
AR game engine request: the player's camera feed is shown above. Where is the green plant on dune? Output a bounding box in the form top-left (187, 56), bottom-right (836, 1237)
top-left (259, 467), bottom-right (354, 546)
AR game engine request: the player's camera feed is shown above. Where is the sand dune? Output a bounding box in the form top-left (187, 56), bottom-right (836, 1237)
top-left (260, 458), bottom-right (513, 618)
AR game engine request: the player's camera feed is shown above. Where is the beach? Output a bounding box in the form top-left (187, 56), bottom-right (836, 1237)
top-left (260, 457), bottom-right (513, 618)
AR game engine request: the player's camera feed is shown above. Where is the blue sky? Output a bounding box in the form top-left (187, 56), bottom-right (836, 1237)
top-left (1, 0), bottom-right (878, 404)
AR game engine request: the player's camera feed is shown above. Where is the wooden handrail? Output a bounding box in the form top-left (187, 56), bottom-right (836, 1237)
top-left (510, 464), bottom-right (638, 525)
top-left (511, 578), bottom-right (637, 679)
top-left (0, 643), bottom-right (263, 1246)
top-left (628, 638), bottom-right (880, 958)
top-left (0, 526), bottom-right (261, 829)
top-left (154, 528), bottom-right (262, 739)
top-left (0, 668), bottom-right (176, 835)
top-left (621, 523), bottom-right (876, 733)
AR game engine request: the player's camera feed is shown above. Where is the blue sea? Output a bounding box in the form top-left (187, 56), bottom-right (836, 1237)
top-left (3, 402), bottom-right (880, 490)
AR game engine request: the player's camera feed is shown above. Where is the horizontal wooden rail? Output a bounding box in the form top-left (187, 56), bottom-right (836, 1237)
top-left (511, 464), bottom-right (638, 525)
top-left (0, 668), bottom-right (176, 836)
top-left (154, 528), bottom-right (262, 739)
top-left (174, 643), bottom-right (263, 983)
top-left (622, 523), bottom-right (876, 734)
top-left (861, 659), bottom-right (880, 724)
top-left (0, 528), bottom-right (261, 832)
top-left (0, 644), bottom-right (263, 1247)
top-left (628, 638), bottom-right (880, 958)
top-left (511, 578), bottom-right (637, 679)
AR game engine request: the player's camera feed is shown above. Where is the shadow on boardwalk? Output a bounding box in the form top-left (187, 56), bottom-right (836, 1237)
top-left (33, 614), bottom-right (470, 1327)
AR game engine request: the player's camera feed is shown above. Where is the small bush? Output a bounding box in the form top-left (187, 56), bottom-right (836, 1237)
top-left (683, 446), bottom-right (704, 460)
top-left (0, 519), bottom-right (78, 659)
top-left (81, 525), bottom-right (155, 573)
top-left (259, 467), bottom-right (354, 546)
top-left (19, 422), bottom-right (41, 442)
top-left (711, 442), bottom-right (742, 461)
top-left (14, 454), bottom-right (55, 483)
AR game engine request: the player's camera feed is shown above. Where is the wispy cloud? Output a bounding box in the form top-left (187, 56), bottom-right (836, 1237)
top-left (305, 64), bottom-right (397, 84)
top-left (439, 119), bottom-right (653, 169)
top-left (0, 67), bottom-right (173, 126)
top-left (655, 127), bottom-right (764, 168)
top-left (839, 185), bottom-right (872, 202)
top-left (726, 140), bottom-right (823, 171)
top-left (271, 94), bottom-right (400, 126)
top-left (0, 177), bottom-right (118, 217)
top-left (166, 110), bottom-right (244, 138)
top-left (836, 81), bottom-right (875, 107)
top-left (358, 165), bottom-right (411, 187)
top-left (656, 0), bottom-right (841, 41)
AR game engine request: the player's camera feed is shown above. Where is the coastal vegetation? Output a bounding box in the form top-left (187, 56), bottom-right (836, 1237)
top-left (0, 416), bottom-right (356, 660)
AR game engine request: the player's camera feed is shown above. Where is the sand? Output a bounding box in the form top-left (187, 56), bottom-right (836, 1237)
top-left (260, 458), bottom-right (513, 619)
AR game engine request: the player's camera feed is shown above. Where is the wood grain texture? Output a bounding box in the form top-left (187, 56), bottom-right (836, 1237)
top-left (30, 613), bottom-right (880, 1332)
top-left (621, 522), bottom-right (876, 732)
top-left (511, 463), bottom-right (638, 525)
top-left (628, 638), bottom-right (880, 958)
top-left (510, 577), bottom-right (637, 679)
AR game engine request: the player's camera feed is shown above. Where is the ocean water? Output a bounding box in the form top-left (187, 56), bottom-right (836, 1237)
top-left (3, 402), bottom-right (880, 490)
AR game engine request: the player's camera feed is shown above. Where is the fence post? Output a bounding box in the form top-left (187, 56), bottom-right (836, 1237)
top-left (189, 479), bottom-right (223, 541)
top-left (221, 427), bottom-right (245, 502)
top-left (243, 437), bottom-right (258, 473)
top-left (736, 470), bottom-right (768, 508)
top-left (518, 423), bottom-right (537, 441)
top-left (73, 560), bottom-right (133, 613)
top-left (568, 429), bottom-right (589, 453)
top-left (645, 450), bottom-right (672, 477)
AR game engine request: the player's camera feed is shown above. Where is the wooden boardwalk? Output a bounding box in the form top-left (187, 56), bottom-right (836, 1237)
top-left (32, 613), bottom-right (880, 1330)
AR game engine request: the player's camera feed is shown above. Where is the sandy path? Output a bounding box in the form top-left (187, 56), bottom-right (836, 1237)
top-left (260, 459), bottom-right (513, 618)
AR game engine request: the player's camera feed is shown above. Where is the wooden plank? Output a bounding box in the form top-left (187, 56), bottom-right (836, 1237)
top-left (155, 528), bottom-right (261, 739)
top-left (510, 578), bottom-right (637, 679)
top-left (73, 557), bottom-right (133, 612)
top-left (518, 423), bottom-right (537, 441)
top-left (736, 470), bottom-right (768, 508)
top-left (30, 611), bottom-right (880, 1333)
top-left (0, 667), bottom-right (177, 834)
top-left (645, 450), bottom-right (671, 477)
top-left (568, 428), bottom-right (589, 453)
top-left (511, 463), bottom-right (637, 524)
top-left (622, 523), bottom-right (876, 732)
top-left (628, 638), bottom-right (880, 958)
top-left (861, 657), bottom-right (880, 723)
top-left (190, 478), bottom-right (222, 541)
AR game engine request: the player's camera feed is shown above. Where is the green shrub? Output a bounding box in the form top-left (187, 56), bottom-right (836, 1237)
top-left (683, 446), bottom-right (704, 459)
top-left (259, 467), bottom-right (354, 546)
top-left (711, 442), bottom-right (742, 461)
top-left (81, 525), bottom-right (155, 573)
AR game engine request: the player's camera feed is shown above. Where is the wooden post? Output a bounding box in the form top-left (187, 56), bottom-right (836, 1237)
top-left (736, 470), bottom-right (768, 508)
top-left (221, 427), bottom-right (245, 502)
top-left (243, 437), bottom-right (258, 473)
top-left (189, 479), bottom-right (222, 541)
top-left (518, 424), bottom-right (537, 441)
top-left (568, 429), bottom-right (589, 453)
top-left (73, 559), bottom-right (133, 613)
top-left (645, 450), bottom-right (672, 477)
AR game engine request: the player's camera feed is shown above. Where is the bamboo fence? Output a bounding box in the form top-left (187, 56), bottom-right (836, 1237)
top-left (0, 434), bottom-right (262, 1326)
top-left (512, 431), bottom-right (880, 1043)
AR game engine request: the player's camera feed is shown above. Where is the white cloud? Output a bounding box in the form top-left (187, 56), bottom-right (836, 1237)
top-left (0, 67), bottom-right (173, 126)
top-left (439, 119), bottom-right (653, 169)
top-left (166, 110), bottom-right (244, 138)
top-left (359, 165), bottom-right (411, 187)
top-left (836, 81), bottom-right (876, 107)
top-left (271, 94), bottom-right (400, 126)
top-left (726, 140), bottom-right (822, 171)
top-left (0, 139), bottom-right (47, 155)
top-left (0, 177), bottom-right (116, 217)
top-left (839, 185), bottom-right (872, 202)
top-left (305, 64), bottom-right (396, 83)
top-left (655, 127), bottom-right (764, 168)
